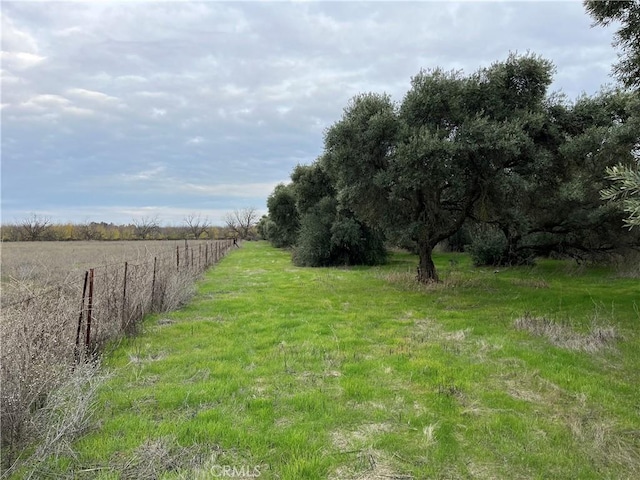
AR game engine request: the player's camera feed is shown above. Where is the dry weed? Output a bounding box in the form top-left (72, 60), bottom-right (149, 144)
top-left (513, 313), bottom-right (619, 352)
top-left (0, 240), bottom-right (233, 470)
top-left (1, 362), bottom-right (108, 479)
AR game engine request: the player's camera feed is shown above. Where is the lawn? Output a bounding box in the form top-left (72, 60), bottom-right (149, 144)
top-left (19, 241), bottom-right (640, 479)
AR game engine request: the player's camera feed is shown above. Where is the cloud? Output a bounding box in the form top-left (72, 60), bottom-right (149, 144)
top-left (0, 0), bottom-right (621, 225)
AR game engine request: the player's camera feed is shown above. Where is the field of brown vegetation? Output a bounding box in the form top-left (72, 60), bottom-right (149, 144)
top-left (0, 239), bottom-right (234, 467)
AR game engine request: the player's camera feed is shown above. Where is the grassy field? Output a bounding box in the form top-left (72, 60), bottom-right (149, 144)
top-left (14, 241), bottom-right (640, 479)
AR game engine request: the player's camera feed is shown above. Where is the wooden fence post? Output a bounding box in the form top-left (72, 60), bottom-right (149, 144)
top-left (75, 270), bottom-right (89, 362)
top-left (151, 256), bottom-right (157, 309)
top-left (176, 245), bottom-right (180, 271)
top-left (85, 268), bottom-right (94, 353)
top-left (122, 262), bottom-right (128, 330)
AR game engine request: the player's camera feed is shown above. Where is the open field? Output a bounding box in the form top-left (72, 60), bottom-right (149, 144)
top-left (1, 240), bottom-right (216, 289)
top-left (4, 241), bottom-right (640, 479)
top-left (1, 239), bottom-right (235, 466)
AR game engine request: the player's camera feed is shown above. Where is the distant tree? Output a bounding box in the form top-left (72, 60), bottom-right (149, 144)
top-left (183, 213), bottom-right (211, 239)
top-left (78, 220), bottom-right (101, 240)
top-left (20, 214), bottom-right (51, 241)
top-left (266, 185), bottom-right (300, 247)
top-left (584, 0), bottom-right (640, 89)
top-left (132, 216), bottom-right (160, 240)
top-left (224, 207), bottom-right (259, 239)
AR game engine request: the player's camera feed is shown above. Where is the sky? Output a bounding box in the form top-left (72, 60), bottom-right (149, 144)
top-left (1, 0), bottom-right (621, 226)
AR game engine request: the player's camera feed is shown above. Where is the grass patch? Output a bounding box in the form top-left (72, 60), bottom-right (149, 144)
top-left (12, 242), bottom-right (640, 479)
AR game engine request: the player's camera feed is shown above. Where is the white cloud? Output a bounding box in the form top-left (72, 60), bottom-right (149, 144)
top-left (21, 94), bottom-right (70, 110)
top-left (66, 88), bottom-right (121, 104)
top-left (0, 0), bottom-right (621, 225)
top-left (0, 51), bottom-right (46, 70)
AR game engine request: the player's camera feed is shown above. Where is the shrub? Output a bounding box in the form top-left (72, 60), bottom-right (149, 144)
top-left (467, 229), bottom-right (509, 266)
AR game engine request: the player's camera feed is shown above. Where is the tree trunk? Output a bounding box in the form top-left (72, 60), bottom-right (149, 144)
top-left (417, 241), bottom-right (439, 283)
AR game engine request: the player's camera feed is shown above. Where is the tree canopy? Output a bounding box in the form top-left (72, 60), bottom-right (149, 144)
top-left (264, 53), bottom-right (639, 282)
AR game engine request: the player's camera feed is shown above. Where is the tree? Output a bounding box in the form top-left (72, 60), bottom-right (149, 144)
top-left (324, 54), bottom-right (554, 282)
top-left (183, 213), bottom-right (211, 239)
top-left (584, 0), bottom-right (640, 90)
top-left (292, 161), bottom-right (387, 266)
top-left (132, 216), bottom-right (160, 240)
top-left (20, 214), bottom-right (51, 241)
top-left (472, 89), bottom-right (640, 262)
top-left (224, 207), bottom-right (259, 239)
top-left (601, 164), bottom-right (640, 228)
top-left (78, 220), bottom-right (102, 240)
top-left (266, 184), bottom-right (300, 247)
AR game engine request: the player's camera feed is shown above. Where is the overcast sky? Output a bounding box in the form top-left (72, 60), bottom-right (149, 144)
top-left (1, 0), bottom-right (620, 226)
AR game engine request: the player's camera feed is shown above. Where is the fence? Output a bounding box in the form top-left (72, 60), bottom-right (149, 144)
top-left (0, 239), bottom-right (235, 455)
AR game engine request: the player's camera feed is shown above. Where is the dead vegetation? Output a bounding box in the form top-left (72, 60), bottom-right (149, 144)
top-left (0, 240), bottom-right (233, 473)
top-left (513, 313), bottom-right (619, 352)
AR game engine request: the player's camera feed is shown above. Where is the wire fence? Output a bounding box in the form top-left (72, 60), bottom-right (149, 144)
top-left (0, 239), bottom-right (236, 455)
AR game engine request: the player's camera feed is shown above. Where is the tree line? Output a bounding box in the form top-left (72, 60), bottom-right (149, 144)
top-left (261, 3), bottom-right (640, 283)
top-left (1, 209), bottom-right (260, 242)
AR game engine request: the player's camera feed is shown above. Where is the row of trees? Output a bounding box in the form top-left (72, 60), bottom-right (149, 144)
top-left (1, 209), bottom-right (260, 242)
top-left (262, 50), bottom-right (639, 282)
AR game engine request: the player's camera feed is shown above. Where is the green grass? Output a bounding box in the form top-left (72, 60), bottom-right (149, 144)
top-left (20, 242), bottom-right (640, 479)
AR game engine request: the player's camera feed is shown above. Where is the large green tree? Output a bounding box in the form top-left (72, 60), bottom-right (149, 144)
top-left (324, 54), bottom-right (554, 282)
top-left (472, 89), bottom-right (640, 263)
top-left (585, 1), bottom-right (640, 229)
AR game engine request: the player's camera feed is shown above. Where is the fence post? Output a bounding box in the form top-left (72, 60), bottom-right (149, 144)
top-left (185, 240), bottom-right (189, 268)
top-left (85, 268), bottom-right (94, 353)
top-left (176, 245), bottom-right (180, 271)
top-left (75, 270), bottom-right (89, 363)
top-left (151, 256), bottom-right (157, 309)
top-left (122, 262), bottom-right (128, 331)
top-left (205, 243), bottom-right (209, 266)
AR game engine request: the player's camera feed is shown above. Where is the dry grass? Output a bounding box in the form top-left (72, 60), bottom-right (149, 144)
top-left (513, 313), bottom-right (619, 353)
top-left (109, 436), bottom-right (213, 480)
top-left (331, 424), bottom-right (414, 480)
top-left (1, 362), bottom-right (108, 479)
top-left (0, 240), bottom-right (233, 471)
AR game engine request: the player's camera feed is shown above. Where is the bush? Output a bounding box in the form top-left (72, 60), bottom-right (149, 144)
top-left (467, 229), bottom-right (509, 266)
top-left (293, 199), bottom-right (388, 267)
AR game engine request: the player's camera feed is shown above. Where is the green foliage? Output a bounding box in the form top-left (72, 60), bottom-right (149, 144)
top-left (266, 160), bottom-right (387, 267)
top-left (466, 226), bottom-right (535, 267)
top-left (324, 53), bottom-right (556, 282)
top-left (584, 0), bottom-right (640, 89)
top-left (478, 89), bottom-right (640, 260)
top-left (293, 198), bottom-right (387, 267)
top-left (266, 184), bottom-right (300, 248)
top-left (467, 228), bottom-right (509, 266)
top-left (269, 53), bottom-right (639, 281)
top-left (601, 163), bottom-right (640, 228)
top-left (292, 197), bottom-right (336, 266)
